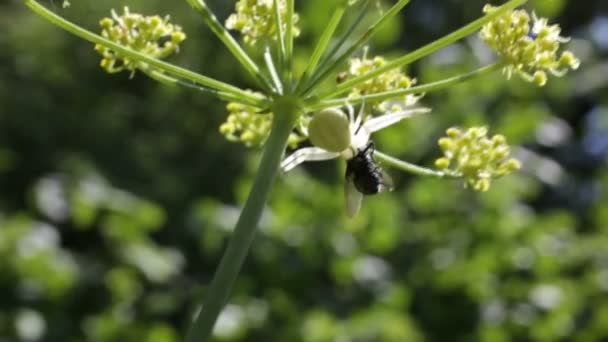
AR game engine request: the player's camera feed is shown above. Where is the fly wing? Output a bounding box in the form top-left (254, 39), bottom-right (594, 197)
top-left (344, 177), bottom-right (363, 218)
top-left (378, 169), bottom-right (394, 193)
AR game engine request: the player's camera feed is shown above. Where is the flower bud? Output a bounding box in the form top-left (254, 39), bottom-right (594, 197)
top-left (438, 138), bottom-right (452, 151)
top-left (559, 51), bottom-right (580, 70)
top-left (446, 127), bottom-right (461, 138)
top-left (533, 71), bottom-right (547, 87)
top-left (435, 158), bottom-right (450, 170)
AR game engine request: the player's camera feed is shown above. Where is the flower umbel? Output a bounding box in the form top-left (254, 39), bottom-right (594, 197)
top-left (345, 53), bottom-right (421, 111)
top-left (95, 7), bottom-right (186, 76)
top-left (434, 127), bottom-right (521, 192)
top-left (226, 0), bottom-right (300, 46)
top-left (220, 100), bottom-right (307, 148)
top-left (480, 5), bottom-right (579, 86)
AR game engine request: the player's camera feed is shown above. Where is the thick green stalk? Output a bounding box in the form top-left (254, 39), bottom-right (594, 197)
top-left (185, 100), bottom-right (300, 342)
top-left (184, 0), bottom-right (275, 93)
top-left (317, 0), bottom-right (527, 100)
top-left (374, 151), bottom-right (455, 178)
top-left (306, 62), bottom-right (502, 111)
top-left (23, 0), bottom-right (267, 107)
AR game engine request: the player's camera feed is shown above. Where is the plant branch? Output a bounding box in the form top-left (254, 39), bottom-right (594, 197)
top-left (284, 0), bottom-right (295, 86)
top-left (185, 0), bottom-right (276, 94)
top-left (296, 4), bottom-right (346, 90)
top-left (306, 62), bottom-right (502, 111)
top-left (300, 0), bottom-right (412, 96)
top-left (185, 100), bottom-right (300, 342)
top-left (141, 68), bottom-right (264, 107)
top-left (23, 0), bottom-right (268, 107)
top-left (316, 0), bottom-right (527, 100)
top-left (295, 1), bottom-right (371, 95)
top-left (273, 0), bottom-right (287, 79)
top-left (374, 151), bottom-right (456, 178)
top-left (264, 47), bottom-right (284, 95)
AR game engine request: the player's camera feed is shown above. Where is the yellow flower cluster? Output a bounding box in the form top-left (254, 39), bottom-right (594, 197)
top-left (435, 127), bottom-right (521, 192)
top-left (480, 5), bottom-right (579, 86)
top-left (345, 55), bottom-right (421, 111)
top-left (219, 102), bottom-right (307, 148)
top-left (95, 7), bottom-right (186, 76)
top-left (226, 0), bottom-right (300, 46)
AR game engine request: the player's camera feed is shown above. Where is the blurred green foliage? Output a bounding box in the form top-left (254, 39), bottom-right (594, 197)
top-left (1, 0), bottom-right (607, 341)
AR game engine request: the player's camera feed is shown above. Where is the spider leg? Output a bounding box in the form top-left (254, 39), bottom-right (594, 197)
top-left (361, 107), bottom-right (430, 135)
top-left (280, 147), bottom-right (340, 172)
top-left (362, 141), bottom-right (375, 156)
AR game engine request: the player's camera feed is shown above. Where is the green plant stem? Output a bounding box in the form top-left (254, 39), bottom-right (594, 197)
top-left (374, 151), bottom-right (456, 178)
top-left (306, 62), bottom-right (502, 111)
top-left (264, 47), bottom-right (284, 95)
top-left (23, 0), bottom-right (267, 107)
top-left (185, 0), bottom-right (275, 94)
top-left (142, 68), bottom-right (264, 107)
top-left (296, 5), bottom-right (346, 89)
top-left (185, 101), bottom-right (300, 342)
top-left (296, 1), bottom-right (370, 96)
top-left (316, 0), bottom-right (527, 100)
top-left (285, 0), bottom-right (295, 85)
top-left (272, 0), bottom-right (287, 76)
top-left (300, 0), bottom-right (412, 96)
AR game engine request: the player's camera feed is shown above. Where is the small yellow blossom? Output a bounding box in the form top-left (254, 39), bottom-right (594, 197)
top-left (435, 126), bottom-right (521, 191)
top-left (480, 5), bottom-right (579, 86)
top-left (226, 0), bottom-right (300, 46)
top-left (95, 7), bottom-right (186, 76)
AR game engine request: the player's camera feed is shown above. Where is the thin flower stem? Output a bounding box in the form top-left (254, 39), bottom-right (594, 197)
top-left (299, 1), bottom-right (372, 96)
top-left (273, 0), bottom-right (287, 74)
top-left (185, 101), bottom-right (300, 342)
top-left (296, 0), bottom-right (370, 95)
top-left (265, 47), bottom-right (284, 95)
top-left (317, 0), bottom-right (527, 100)
top-left (300, 0), bottom-right (413, 97)
top-left (23, 0), bottom-right (268, 107)
top-left (141, 68), bottom-right (265, 107)
top-left (285, 0), bottom-right (295, 86)
top-left (297, 5), bottom-right (347, 89)
top-left (306, 62), bottom-right (502, 111)
top-left (184, 0), bottom-right (275, 94)
top-left (374, 151), bottom-right (457, 178)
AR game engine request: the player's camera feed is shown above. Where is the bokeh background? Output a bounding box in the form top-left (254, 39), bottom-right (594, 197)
top-left (1, 0), bottom-right (607, 341)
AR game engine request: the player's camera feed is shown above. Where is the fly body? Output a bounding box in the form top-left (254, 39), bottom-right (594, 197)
top-left (344, 141), bottom-right (393, 217)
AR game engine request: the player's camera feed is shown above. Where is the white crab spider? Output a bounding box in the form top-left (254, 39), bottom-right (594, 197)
top-left (281, 103), bottom-right (430, 216)
top-left (281, 104), bottom-right (430, 172)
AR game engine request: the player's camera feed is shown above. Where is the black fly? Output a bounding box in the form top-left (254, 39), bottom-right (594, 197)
top-left (344, 141), bottom-right (393, 217)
